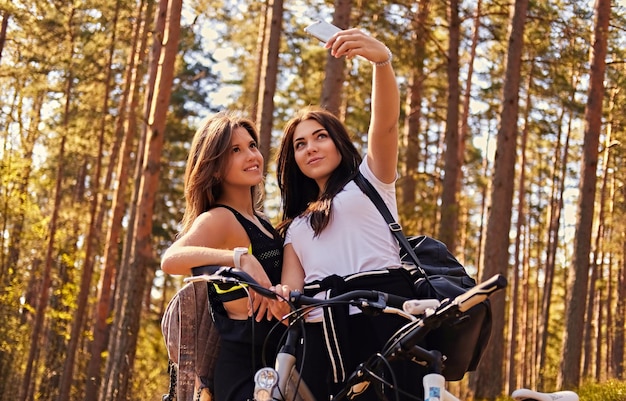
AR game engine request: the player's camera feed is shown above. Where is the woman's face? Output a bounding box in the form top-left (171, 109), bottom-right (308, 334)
top-left (222, 126), bottom-right (264, 188)
top-left (292, 119), bottom-right (342, 190)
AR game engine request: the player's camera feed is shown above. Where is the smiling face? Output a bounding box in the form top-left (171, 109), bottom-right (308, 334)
top-left (292, 119), bottom-right (343, 191)
top-left (222, 126), bottom-right (264, 188)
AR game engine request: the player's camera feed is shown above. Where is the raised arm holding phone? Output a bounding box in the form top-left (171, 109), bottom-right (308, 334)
top-left (271, 27), bottom-right (420, 400)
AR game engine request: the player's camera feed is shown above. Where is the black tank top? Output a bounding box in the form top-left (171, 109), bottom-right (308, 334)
top-left (208, 205), bottom-right (282, 302)
top-left (215, 204), bottom-right (282, 282)
top-left (208, 205), bottom-right (284, 345)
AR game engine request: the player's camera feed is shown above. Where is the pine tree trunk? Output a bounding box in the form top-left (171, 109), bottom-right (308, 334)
top-left (19, 6), bottom-right (77, 400)
top-left (57, 2), bottom-right (121, 399)
top-left (455, 0), bottom-right (482, 263)
top-left (559, 0), bottom-right (610, 388)
top-left (536, 103), bottom-right (568, 388)
top-left (613, 240), bottom-right (626, 378)
top-left (320, 0), bottom-right (350, 116)
top-left (85, 1), bottom-right (151, 397)
top-left (507, 67), bottom-right (533, 394)
top-left (251, 0), bottom-right (268, 122)
top-left (0, 11), bottom-right (8, 64)
top-left (256, 0), bottom-right (283, 174)
top-left (438, 0), bottom-right (461, 252)
top-left (100, 1), bottom-right (181, 400)
top-left (473, 0), bottom-right (528, 398)
top-left (400, 0), bottom-right (430, 211)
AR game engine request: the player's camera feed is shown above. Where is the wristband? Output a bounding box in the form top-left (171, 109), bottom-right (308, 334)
top-left (233, 247), bottom-right (248, 269)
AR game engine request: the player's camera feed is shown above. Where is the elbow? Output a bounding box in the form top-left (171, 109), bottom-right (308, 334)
top-left (160, 249), bottom-right (186, 275)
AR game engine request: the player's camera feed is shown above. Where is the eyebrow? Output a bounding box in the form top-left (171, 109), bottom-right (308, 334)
top-left (293, 128), bottom-right (327, 143)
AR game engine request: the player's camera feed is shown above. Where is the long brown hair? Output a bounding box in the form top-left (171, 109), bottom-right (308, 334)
top-left (276, 107), bottom-right (361, 236)
top-left (180, 111), bottom-right (262, 235)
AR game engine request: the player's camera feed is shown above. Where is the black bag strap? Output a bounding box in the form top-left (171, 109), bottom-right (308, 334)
top-left (353, 172), bottom-right (429, 280)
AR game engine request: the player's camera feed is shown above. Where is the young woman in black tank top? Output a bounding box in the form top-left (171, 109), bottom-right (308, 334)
top-left (161, 112), bottom-right (284, 401)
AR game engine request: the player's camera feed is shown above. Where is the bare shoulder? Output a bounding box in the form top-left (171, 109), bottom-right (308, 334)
top-left (187, 208), bottom-right (248, 247)
top-left (189, 208), bottom-right (237, 233)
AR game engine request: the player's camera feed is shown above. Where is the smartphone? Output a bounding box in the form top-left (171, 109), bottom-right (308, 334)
top-left (304, 20), bottom-right (342, 43)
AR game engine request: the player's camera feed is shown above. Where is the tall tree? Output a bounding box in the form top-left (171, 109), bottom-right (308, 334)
top-left (400, 0), bottom-right (430, 212)
top-left (507, 64), bottom-right (534, 394)
top-left (455, 0), bottom-right (482, 259)
top-left (438, 0), bottom-right (461, 252)
top-left (474, 0), bottom-right (529, 398)
top-left (19, 5), bottom-right (77, 401)
top-left (0, 10), bottom-right (8, 64)
top-left (256, 0), bottom-right (283, 173)
top-left (85, 1), bottom-right (151, 397)
top-left (100, 1), bottom-right (181, 400)
top-left (320, 0), bottom-right (351, 116)
top-left (57, 2), bottom-right (122, 399)
top-left (559, 0), bottom-right (610, 389)
top-left (250, 0), bottom-right (268, 121)
top-left (537, 108), bottom-right (573, 388)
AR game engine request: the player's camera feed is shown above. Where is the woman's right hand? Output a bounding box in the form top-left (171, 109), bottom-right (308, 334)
top-left (238, 253), bottom-right (274, 321)
top-left (269, 283), bottom-right (293, 325)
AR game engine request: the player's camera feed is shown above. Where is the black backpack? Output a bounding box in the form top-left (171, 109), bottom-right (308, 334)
top-left (354, 173), bottom-right (493, 381)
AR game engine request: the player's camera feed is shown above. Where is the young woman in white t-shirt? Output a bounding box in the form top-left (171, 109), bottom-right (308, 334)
top-left (271, 29), bottom-right (421, 401)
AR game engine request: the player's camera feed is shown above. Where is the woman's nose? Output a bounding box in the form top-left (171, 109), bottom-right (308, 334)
top-left (305, 142), bottom-right (317, 154)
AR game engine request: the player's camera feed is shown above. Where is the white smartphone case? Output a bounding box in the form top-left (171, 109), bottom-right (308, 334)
top-left (304, 20), bottom-right (342, 43)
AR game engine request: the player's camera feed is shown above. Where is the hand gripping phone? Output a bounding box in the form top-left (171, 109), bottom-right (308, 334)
top-left (304, 20), bottom-right (342, 43)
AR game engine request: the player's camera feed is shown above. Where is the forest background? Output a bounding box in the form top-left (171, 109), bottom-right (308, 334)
top-left (1, 0), bottom-right (625, 400)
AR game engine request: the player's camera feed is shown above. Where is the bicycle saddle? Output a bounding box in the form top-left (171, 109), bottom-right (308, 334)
top-left (511, 388), bottom-right (579, 401)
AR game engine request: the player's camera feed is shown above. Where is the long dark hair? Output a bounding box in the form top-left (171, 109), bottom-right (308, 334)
top-left (276, 107), bottom-right (362, 236)
top-left (180, 111), bottom-right (262, 235)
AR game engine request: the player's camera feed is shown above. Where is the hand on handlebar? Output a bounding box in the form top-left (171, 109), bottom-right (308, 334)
top-left (269, 283), bottom-right (294, 325)
top-left (238, 254), bottom-right (274, 322)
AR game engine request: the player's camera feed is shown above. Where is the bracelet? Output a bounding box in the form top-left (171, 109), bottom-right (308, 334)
top-left (233, 247), bottom-right (248, 269)
top-left (371, 47), bottom-right (392, 67)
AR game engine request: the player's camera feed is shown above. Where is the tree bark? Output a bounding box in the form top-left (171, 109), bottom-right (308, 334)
top-left (250, 0), bottom-right (268, 122)
top-left (537, 107), bottom-right (571, 389)
top-left (100, 1), bottom-right (181, 400)
top-left (613, 236), bottom-right (626, 378)
top-left (320, 0), bottom-right (351, 116)
top-left (256, 0), bottom-right (283, 174)
top-left (0, 11), bottom-right (8, 64)
top-left (57, 2), bottom-right (121, 399)
top-left (85, 1), bottom-right (151, 397)
top-left (400, 0), bottom-right (430, 213)
top-left (558, 0), bottom-right (610, 389)
top-left (19, 6), bottom-right (76, 401)
top-left (473, 0), bottom-right (528, 398)
top-left (438, 0), bottom-right (461, 252)
top-left (455, 0), bottom-right (482, 262)
top-left (507, 65), bottom-right (533, 394)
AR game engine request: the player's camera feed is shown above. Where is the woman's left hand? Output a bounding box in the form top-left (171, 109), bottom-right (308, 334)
top-left (325, 28), bottom-right (390, 65)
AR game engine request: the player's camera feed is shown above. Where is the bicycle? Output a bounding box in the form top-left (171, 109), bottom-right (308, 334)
top-left (186, 267), bottom-right (579, 401)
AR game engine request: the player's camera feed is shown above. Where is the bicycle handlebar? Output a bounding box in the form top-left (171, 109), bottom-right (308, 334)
top-left (186, 265), bottom-right (507, 320)
top-left (186, 264), bottom-right (412, 313)
top-left (447, 273), bottom-right (507, 312)
top-left (187, 265), bottom-right (279, 299)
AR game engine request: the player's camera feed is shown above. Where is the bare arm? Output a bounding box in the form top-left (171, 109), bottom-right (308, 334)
top-left (161, 211), bottom-right (272, 289)
top-left (326, 29), bottom-right (399, 183)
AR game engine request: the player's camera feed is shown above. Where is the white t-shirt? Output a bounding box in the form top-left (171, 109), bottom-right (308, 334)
top-left (285, 158), bottom-right (401, 285)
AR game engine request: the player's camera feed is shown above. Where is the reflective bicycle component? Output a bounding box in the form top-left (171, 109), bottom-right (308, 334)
top-left (511, 388), bottom-right (580, 401)
top-left (254, 368), bottom-right (279, 401)
top-left (402, 299), bottom-right (440, 315)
